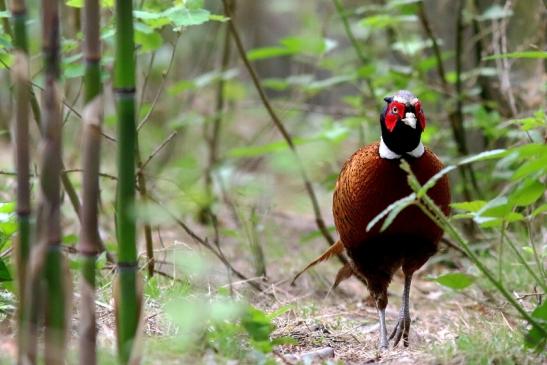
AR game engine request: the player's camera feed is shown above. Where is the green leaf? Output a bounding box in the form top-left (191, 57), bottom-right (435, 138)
top-left (169, 7), bottom-right (211, 27)
top-left (509, 180), bottom-right (545, 207)
top-left (279, 36), bottom-right (333, 55)
top-left (267, 305), bottom-right (293, 320)
top-left (62, 234), bottom-right (78, 245)
top-left (0, 221), bottom-right (16, 236)
top-left (241, 306), bottom-right (274, 343)
top-left (459, 149), bottom-right (507, 164)
top-left (271, 336), bottom-right (297, 346)
top-left (450, 201), bottom-right (487, 212)
top-left (475, 212), bottom-right (523, 228)
top-left (381, 196), bottom-right (415, 232)
top-left (417, 149), bottom-right (505, 198)
top-left (525, 301), bottom-right (547, 350)
top-left (209, 14), bottom-right (229, 22)
top-left (367, 193), bottom-right (416, 232)
top-left (511, 143), bottom-right (547, 158)
top-left (262, 78), bottom-right (290, 91)
top-left (247, 46), bottom-right (294, 61)
top-left (247, 36), bottom-right (334, 61)
top-left (483, 51), bottom-right (547, 61)
top-left (0, 202), bottom-right (15, 214)
top-left (63, 62), bottom-right (85, 79)
top-left (433, 272), bottom-right (475, 290)
top-left (133, 10), bottom-right (166, 20)
top-left (392, 38), bottom-right (433, 56)
top-left (360, 14), bottom-right (417, 29)
top-left (0, 34), bottom-right (9, 50)
top-left (0, 53), bottom-right (12, 68)
top-left (511, 112), bottom-right (545, 131)
top-left (66, 0), bottom-right (83, 8)
top-left (135, 29), bottom-right (163, 52)
top-left (451, 213), bottom-right (474, 220)
top-left (0, 258), bottom-right (11, 282)
top-left (185, 0), bottom-right (204, 9)
top-left (513, 156), bottom-right (547, 180)
top-left (477, 197), bottom-right (511, 218)
top-left (531, 204), bottom-right (547, 217)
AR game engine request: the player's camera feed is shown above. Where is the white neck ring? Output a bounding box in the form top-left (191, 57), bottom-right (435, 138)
top-left (379, 138), bottom-right (425, 159)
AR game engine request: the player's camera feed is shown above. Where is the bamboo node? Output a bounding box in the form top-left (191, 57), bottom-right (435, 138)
top-left (117, 261), bottom-right (139, 271)
top-left (82, 95), bottom-right (104, 128)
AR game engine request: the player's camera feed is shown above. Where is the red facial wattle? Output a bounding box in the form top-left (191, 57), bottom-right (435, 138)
top-left (414, 101), bottom-right (426, 130)
top-left (385, 101), bottom-right (405, 132)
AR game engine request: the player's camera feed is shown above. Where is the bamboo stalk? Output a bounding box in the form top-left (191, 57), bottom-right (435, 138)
top-left (10, 0), bottom-right (31, 363)
top-left (79, 0), bottom-right (103, 364)
top-left (114, 0), bottom-right (140, 363)
top-left (40, 1), bottom-right (70, 364)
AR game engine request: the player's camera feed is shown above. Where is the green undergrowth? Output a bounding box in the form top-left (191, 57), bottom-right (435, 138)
top-left (430, 316), bottom-right (544, 365)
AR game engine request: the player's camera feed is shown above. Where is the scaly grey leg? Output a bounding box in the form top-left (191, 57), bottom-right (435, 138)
top-left (389, 273), bottom-right (412, 347)
top-left (378, 307), bottom-right (388, 349)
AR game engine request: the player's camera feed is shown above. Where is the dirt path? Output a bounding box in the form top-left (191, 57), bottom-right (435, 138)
top-left (257, 273), bottom-right (507, 364)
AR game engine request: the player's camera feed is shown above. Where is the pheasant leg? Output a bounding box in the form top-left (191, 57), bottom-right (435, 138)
top-left (389, 273), bottom-right (412, 347)
top-left (378, 307), bottom-right (389, 349)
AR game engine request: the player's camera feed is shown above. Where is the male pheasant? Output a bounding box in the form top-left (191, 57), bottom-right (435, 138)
top-left (294, 90), bottom-right (451, 348)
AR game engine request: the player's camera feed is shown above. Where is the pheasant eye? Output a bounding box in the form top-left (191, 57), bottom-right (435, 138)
top-left (392, 106), bottom-right (398, 113)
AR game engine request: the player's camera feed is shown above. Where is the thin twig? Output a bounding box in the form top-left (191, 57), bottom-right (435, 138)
top-left (147, 194), bottom-right (264, 292)
top-left (134, 38), bottom-right (180, 277)
top-left (62, 80), bottom-right (83, 126)
top-left (136, 141), bottom-right (155, 277)
top-left (137, 34), bottom-right (181, 131)
top-left (139, 52), bottom-right (156, 110)
top-left (222, 0), bottom-right (350, 268)
top-left (63, 169), bottom-right (118, 181)
top-left (440, 237), bottom-right (466, 256)
top-left (140, 131), bottom-right (178, 171)
top-left (0, 170), bottom-right (18, 176)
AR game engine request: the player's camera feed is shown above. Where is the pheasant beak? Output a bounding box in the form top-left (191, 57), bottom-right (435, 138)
top-left (402, 112), bottom-right (417, 129)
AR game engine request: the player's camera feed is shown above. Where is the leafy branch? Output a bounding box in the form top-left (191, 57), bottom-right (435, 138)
top-left (367, 150), bottom-right (547, 348)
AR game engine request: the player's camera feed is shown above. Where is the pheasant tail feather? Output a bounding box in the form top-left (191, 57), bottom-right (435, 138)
top-left (331, 263), bottom-right (354, 290)
top-left (290, 240), bottom-right (345, 285)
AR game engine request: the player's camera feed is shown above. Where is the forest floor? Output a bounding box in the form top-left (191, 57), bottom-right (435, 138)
top-left (236, 212), bottom-right (537, 364)
top-left (0, 206), bottom-right (542, 364)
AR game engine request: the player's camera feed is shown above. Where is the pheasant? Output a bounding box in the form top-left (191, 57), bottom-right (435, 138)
top-left (293, 90), bottom-right (451, 348)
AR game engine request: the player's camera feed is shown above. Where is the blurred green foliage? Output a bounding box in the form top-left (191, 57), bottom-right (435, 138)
top-left (0, 0), bottom-right (544, 362)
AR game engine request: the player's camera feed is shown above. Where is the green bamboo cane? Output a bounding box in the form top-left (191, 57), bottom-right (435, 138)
top-left (41, 1), bottom-right (70, 364)
top-left (10, 1), bottom-right (31, 363)
top-left (79, 0), bottom-right (103, 364)
top-left (114, 0), bottom-right (140, 363)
